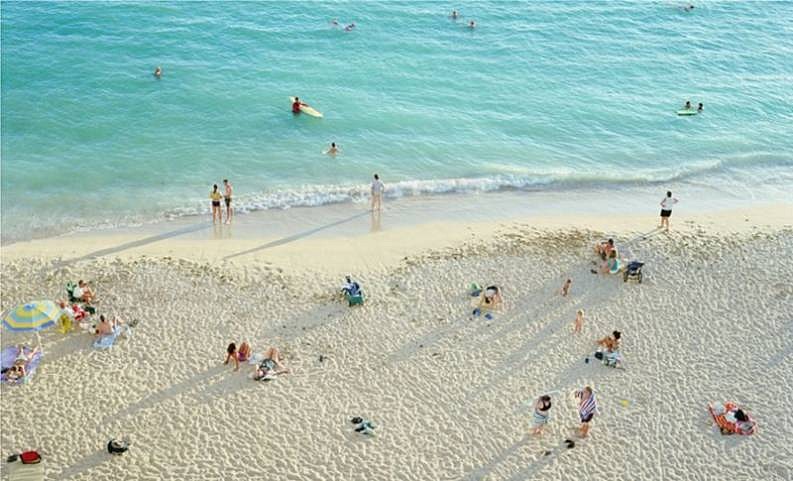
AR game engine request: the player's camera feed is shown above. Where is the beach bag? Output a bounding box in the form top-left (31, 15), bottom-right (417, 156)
top-left (20, 451), bottom-right (41, 464)
top-left (107, 439), bottom-right (129, 455)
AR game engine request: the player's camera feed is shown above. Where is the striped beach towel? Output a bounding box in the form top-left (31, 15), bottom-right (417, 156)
top-left (579, 391), bottom-right (597, 422)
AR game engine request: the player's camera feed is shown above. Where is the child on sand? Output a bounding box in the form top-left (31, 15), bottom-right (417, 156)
top-left (560, 278), bottom-right (572, 296)
top-left (224, 342), bottom-right (239, 371)
top-left (573, 309), bottom-right (584, 333)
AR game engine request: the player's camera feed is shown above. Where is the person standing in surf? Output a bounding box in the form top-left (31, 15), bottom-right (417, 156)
top-left (223, 179), bottom-right (233, 224)
top-left (210, 184), bottom-right (223, 224)
top-left (371, 174), bottom-right (384, 212)
top-left (659, 191), bottom-right (679, 232)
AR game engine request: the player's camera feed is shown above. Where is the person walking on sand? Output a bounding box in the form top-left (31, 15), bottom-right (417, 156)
top-left (576, 386), bottom-right (597, 438)
top-left (371, 174), bottom-right (384, 211)
top-left (210, 184), bottom-right (223, 224)
top-left (573, 309), bottom-right (584, 334)
top-left (223, 179), bottom-right (233, 224)
top-left (659, 191), bottom-right (679, 232)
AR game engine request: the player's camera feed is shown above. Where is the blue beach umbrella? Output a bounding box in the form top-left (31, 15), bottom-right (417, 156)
top-left (2, 300), bottom-right (60, 344)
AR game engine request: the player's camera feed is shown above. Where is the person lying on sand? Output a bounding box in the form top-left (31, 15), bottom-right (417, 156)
top-left (573, 309), bottom-right (585, 334)
top-left (596, 330), bottom-right (621, 352)
top-left (4, 345), bottom-right (41, 381)
top-left (253, 347), bottom-right (289, 380)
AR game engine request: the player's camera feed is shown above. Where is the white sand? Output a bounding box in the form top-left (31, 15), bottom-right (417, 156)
top-left (1, 203), bottom-right (792, 480)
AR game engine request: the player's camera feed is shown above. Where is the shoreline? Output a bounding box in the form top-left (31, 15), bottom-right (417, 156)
top-left (2, 185), bottom-right (791, 273)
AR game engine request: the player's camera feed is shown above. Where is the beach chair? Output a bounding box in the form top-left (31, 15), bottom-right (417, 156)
top-left (1, 347), bottom-right (43, 385)
top-left (57, 313), bottom-right (74, 334)
top-left (623, 261), bottom-right (644, 283)
top-left (345, 292), bottom-right (365, 307)
top-left (708, 402), bottom-right (756, 436)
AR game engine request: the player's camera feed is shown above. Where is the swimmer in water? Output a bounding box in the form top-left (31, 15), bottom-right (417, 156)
top-left (292, 97), bottom-right (304, 114)
top-left (344, 22), bottom-right (356, 32)
top-left (330, 18), bottom-right (339, 27)
top-left (154, 66), bottom-right (162, 78)
top-left (324, 142), bottom-right (340, 156)
top-left (450, 10), bottom-right (459, 19)
top-left (684, 100), bottom-right (692, 110)
top-left (683, 5), bottom-right (695, 12)
top-left (468, 20), bottom-right (476, 29)
top-left (697, 102), bottom-right (703, 112)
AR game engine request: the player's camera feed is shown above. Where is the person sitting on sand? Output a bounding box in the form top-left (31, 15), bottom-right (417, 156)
top-left (530, 395), bottom-right (552, 436)
top-left (237, 341), bottom-right (252, 363)
top-left (73, 280), bottom-right (96, 303)
top-left (253, 347), bottom-right (289, 380)
top-left (594, 239), bottom-right (616, 259)
top-left (596, 330), bottom-right (621, 352)
top-left (482, 285), bottom-right (503, 307)
top-left (342, 276), bottom-right (362, 297)
top-left (599, 250), bottom-right (620, 274)
top-left (95, 315), bottom-right (113, 336)
top-left (225, 342), bottom-right (240, 371)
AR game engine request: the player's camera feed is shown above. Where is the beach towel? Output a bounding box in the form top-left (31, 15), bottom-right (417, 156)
top-left (708, 402), bottom-right (756, 435)
top-left (1, 346), bottom-right (43, 385)
top-left (93, 325), bottom-right (130, 349)
top-left (578, 391), bottom-right (597, 422)
top-left (7, 460), bottom-right (44, 481)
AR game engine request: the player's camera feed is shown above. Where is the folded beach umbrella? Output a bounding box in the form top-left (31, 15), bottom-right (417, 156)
top-left (2, 301), bottom-right (59, 344)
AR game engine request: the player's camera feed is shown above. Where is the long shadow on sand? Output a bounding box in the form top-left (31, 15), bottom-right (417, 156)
top-left (54, 222), bottom-right (211, 267)
top-left (223, 211), bottom-right (370, 260)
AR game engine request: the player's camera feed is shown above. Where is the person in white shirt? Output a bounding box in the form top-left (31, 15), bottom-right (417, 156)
top-left (659, 191), bottom-right (679, 232)
top-left (371, 174), bottom-right (384, 211)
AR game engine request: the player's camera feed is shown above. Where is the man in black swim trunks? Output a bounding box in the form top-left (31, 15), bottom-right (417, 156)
top-left (223, 179), bottom-right (233, 224)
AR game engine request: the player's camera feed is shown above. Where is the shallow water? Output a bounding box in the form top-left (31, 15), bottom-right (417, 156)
top-left (2, 1), bottom-right (792, 242)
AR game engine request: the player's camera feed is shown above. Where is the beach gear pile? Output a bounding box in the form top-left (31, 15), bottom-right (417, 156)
top-left (351, 417), bottom-right (375, 435)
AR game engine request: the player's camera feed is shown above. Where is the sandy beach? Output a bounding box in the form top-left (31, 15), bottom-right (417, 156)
top-left (1, 197), bottom-right (792, 480)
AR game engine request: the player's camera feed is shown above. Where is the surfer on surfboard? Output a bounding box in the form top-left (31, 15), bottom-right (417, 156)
top-left (292, 97), bottom-right (305, 114)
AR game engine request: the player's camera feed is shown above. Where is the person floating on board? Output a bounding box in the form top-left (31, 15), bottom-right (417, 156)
top-left (292, 97), bottom-right (304, 114)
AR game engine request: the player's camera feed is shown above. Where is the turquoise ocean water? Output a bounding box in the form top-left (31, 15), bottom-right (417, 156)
top-left (2, 1), bottom-right (792, 242)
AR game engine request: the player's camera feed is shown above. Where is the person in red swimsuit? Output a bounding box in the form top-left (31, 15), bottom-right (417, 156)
top-left (292, 97), bottom-right (303, 114)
